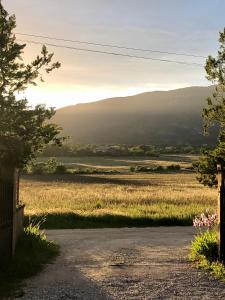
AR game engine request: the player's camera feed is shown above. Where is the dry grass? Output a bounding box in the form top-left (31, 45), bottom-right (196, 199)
top-left (20, 172), bottom-right (217, 228)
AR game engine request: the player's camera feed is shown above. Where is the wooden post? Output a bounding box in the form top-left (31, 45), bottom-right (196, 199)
top-left (217, 162), bottom-right (225, 261)
top-left (12, 169), bottom-right (19, 256)
top-left (0, 165), bottom-right (15, 264)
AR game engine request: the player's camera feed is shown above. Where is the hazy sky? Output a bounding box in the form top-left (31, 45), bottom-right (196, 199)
top-left (4, 0), bottom-right (225, 108)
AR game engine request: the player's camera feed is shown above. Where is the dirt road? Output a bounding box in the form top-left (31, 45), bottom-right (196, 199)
top-left (20, 227), bottom-right (225, 299)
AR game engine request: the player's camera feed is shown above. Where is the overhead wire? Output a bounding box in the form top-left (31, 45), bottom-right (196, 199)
top-left (17, 39), bottom-right (204, 67)
top-left (16, 32), bottom-right (206, 59)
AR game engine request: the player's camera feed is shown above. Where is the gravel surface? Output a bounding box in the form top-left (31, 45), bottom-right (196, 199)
top-left (19, 227), bottom-right (225, 300)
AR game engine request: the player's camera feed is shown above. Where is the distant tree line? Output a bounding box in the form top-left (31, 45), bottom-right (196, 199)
top-left (40, 143), bottom-right (203, 158)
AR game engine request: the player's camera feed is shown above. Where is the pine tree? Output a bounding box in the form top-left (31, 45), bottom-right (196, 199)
top-left (195, 28), bottom-right (225, 186)
top-left (0, 2), bottom-right (63, 167)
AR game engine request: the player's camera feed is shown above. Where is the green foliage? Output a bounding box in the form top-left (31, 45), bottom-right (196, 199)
top-left (130, 164), bottom-right (181, 173)
top-left (145, 150), bottom-right (160, 157)
top-left (45, 158), bottom-right (59, 173)
top-left (166, 164), bottom-right (181, 171)
top-left (0, 221), bottom-right (59, 298)
top-left (189, 230), bottom-right (218, 262)
top-left (195, 28), bottom-right (225, 186)
top-left (29, 163), bottom-right (46, 175)
top-left (204, 29), bottom-right (225, 135)
top-left (41, 143), bottom-right (202, 157)
top-left (130, 165), bottom-right (164, 172)
top-left (193, 148), bottom-right (217, 187)
top-left (72, 167), bottom-right (119, 175)
top-left (189, 230), bottom-right (225, 280)
top-left (23, 159), bottom-right (119, 175)
top-left (55, 164), bottom-right (67, 174)
top-left (24, 158), bottom-right (68, 175)
top-left (0, 2), bottom-right (63, 168)
top-left (14, 220), bottom-right (59, 277)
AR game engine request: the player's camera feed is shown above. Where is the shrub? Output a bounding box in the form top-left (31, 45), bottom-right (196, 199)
top-left (189, 213), bottom-right (225, 280)
top-left (130, 166), bottom-right (135, 172)
top-left (45, 158), bottom-right (58, 173)
top-left (145, 151), bottom-right (160, 157)
top-left (130, 165), bottom-right (165, 173)
top-left (155, 166), bottom-right (164, 171)
top-left (189, 230), bottom-right (218, 262)
top-left (72, 167), bottom-right (119, 175)
top-left (166, 164), bottom-right (181, 171)
top-left (30, 162), bottom-right (46, 175)
top-left (95, 202), bottom-right (103, 209)
top-left (55, 164), bottom-right (67, 174)
top-left (23, 158), bottom-right (68, 175)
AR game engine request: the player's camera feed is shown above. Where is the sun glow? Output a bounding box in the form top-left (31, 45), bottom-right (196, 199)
top-left (22, 82), bottom-right (193, 109)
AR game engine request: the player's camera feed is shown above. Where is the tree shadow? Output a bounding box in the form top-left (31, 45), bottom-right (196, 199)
top-left (24, 212), bottom-right (192, 230)
top-left (22, 174), bottom-right (160, 186)
top-left (21, 262), bottom-right (113, 300)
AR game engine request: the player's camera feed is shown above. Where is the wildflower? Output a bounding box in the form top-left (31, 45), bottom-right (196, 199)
top-left (193, 211), bottom-right (217, 229)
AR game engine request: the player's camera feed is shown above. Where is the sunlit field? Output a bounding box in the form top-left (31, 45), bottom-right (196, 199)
top-left (21, 155), bottom-right (217, 228)
top-left (37, 154), bottom-right (198, 171)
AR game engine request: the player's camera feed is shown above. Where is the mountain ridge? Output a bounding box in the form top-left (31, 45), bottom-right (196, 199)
top-left (53, 85), bottom-right (215, 145)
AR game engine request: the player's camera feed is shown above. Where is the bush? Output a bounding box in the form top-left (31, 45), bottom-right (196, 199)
top-left (189, 230), bottom-right (225, 280)
top-left (189, 230), bottom-right (218, 262)
top-left (155, 166), bottom-right (164, 171)
top-left (55, 164), bottom-right (67, 174)
top-left (45, 158), bottom-right (58, 173)
top-left (145, 151), bottom-right (160, 157)
top-left (166, 164), bottom-right (181, 171)
top-left (130, 166), bottom-right (135, 172)
top-left (30, 162), bottom-right (46, 175)
top-left (130, 165), bottom-right (164, 173)
top-left (23, 158), bottom-right (69, 175)
top-left (72, 167), bottom-right (119, 175)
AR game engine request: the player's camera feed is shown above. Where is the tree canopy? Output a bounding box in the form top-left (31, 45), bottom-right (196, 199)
top-left (0, 2), bottom-right (63, 167)
top-left (195, 28), bottom-right (225, 186)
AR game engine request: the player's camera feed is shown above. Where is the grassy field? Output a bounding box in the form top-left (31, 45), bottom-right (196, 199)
top-left (21, 155), bottom-right (217, 228)
top-left (37, 154), bottom-right (198, 172)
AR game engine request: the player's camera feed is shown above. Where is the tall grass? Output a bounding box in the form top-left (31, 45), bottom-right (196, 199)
top-left (21, 173), bottom-right (217, 228)
top-left (0, 222), bottom-right (59, 298)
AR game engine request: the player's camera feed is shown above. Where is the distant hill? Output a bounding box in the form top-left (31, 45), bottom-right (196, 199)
top-left (53, 86), bottom-right (216, 145)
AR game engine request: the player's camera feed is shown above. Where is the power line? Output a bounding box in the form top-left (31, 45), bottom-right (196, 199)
top-left (16, 32), bottom-right (206, 59)
top-left (17, 39), bottom-right (203, 67)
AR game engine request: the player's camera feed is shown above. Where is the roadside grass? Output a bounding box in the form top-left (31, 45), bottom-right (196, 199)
top-left (0, 223), bottom-right (59, 298)
top-left (21, 172), bottom-right (217, 229)
top-left (189, 230), bottom-right (225, 281)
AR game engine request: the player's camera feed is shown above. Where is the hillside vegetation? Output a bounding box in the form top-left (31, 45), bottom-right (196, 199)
top-left (53, 86), bottom-right (215, 145)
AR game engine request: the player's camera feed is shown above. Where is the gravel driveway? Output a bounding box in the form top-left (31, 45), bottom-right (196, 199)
top-left (20, 227), bottom-right (225, 299)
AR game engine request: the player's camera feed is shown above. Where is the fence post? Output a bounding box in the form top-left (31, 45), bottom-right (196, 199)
top-left (217, 162), bottom-right (225, 261)
top-left (12, 168), bottom-right (19, 256)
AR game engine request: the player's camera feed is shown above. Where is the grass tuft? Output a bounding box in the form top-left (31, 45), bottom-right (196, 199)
top-left (0, 222), bottom-right (59, 298)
